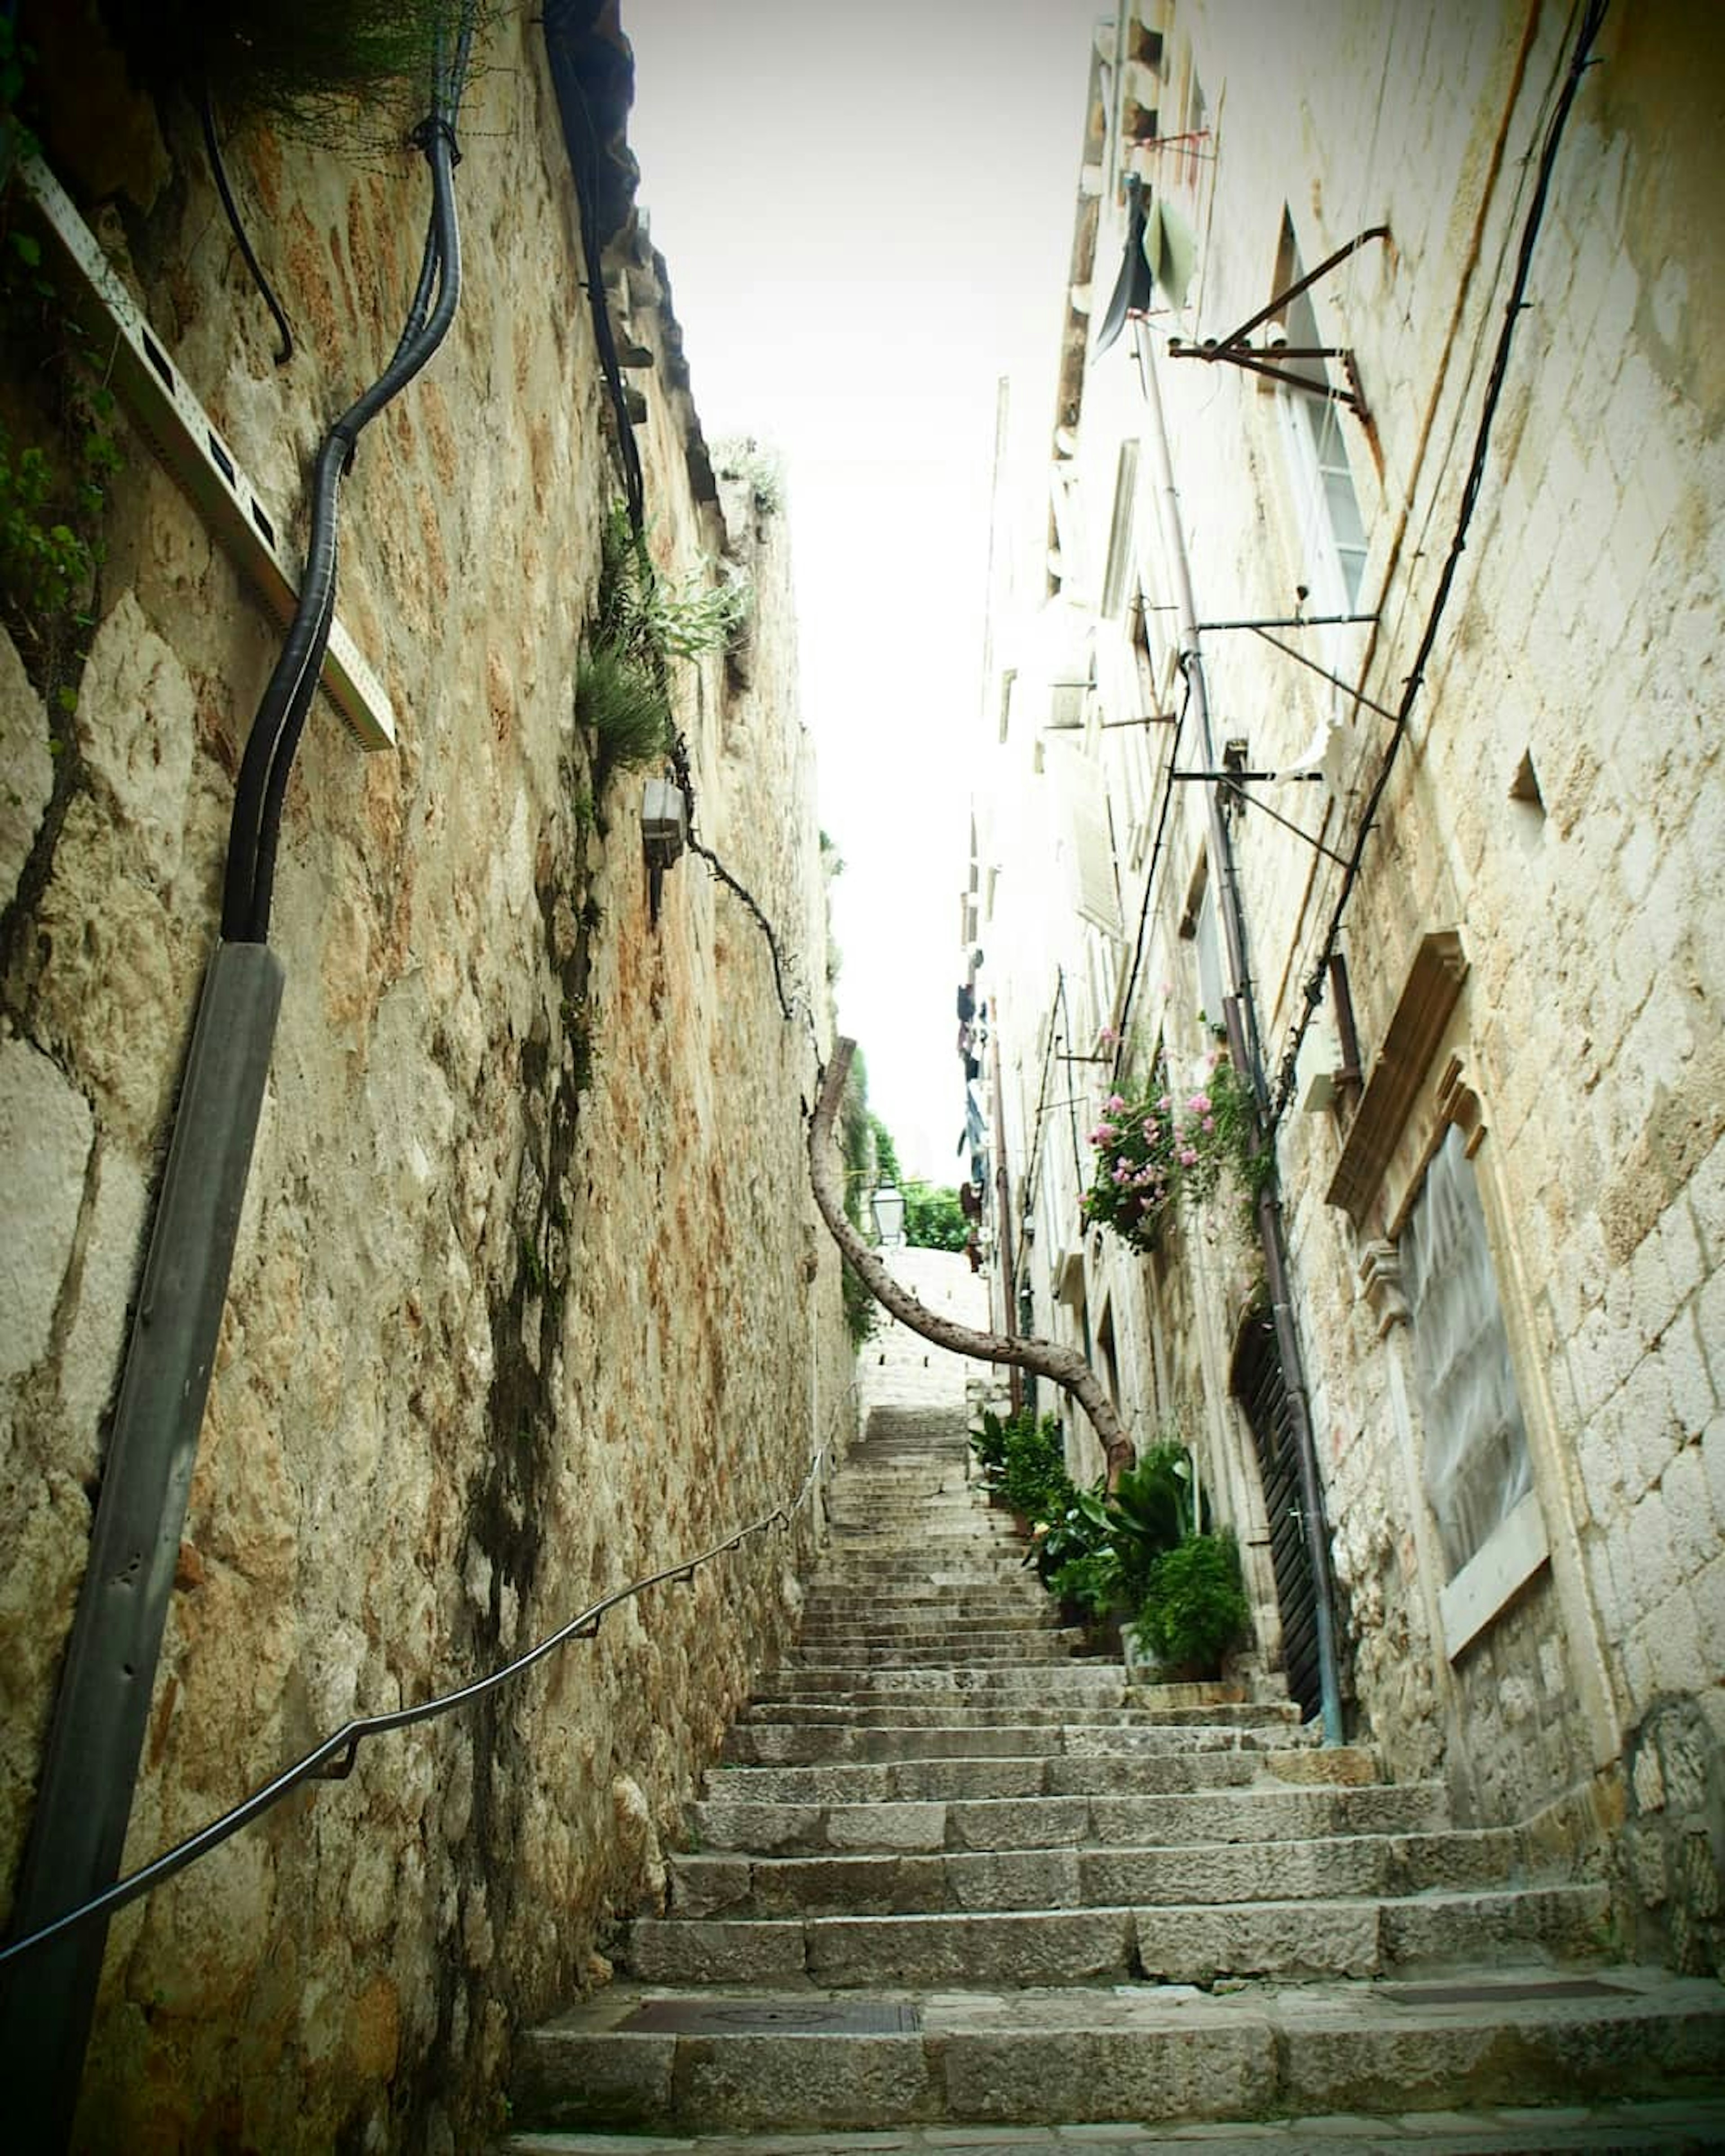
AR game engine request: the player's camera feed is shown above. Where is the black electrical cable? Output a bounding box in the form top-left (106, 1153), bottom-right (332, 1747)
top-left (199, 86), bottom-right (293, 367)
top-left (1108, 671), bottom-right (1191, 1088)
top-left (221, 17), bottom-right (475, 945)
top-left (1268, 0), bottom-right (1610, 1125)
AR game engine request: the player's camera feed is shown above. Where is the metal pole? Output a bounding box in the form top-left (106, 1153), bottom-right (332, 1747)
top-left (1134, 319), bottom-right (1345, 1745)
top-left (0, 941), bottom-right (284, 2147)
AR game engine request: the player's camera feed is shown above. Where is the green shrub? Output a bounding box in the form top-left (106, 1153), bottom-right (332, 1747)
top-left (840, 1257), bottom-right (876, 1348)
top-left (902, 1179), bottom-right (968, 1251)
top-left (1134, 1532), bottom-right (1249, 1676)
top-left (1049, 1546), bottom-right (1128, 1619)
top-left (998, 1412), bottom-right (1074, 1526)
top-left (102, 0), bottom-right (486, 148)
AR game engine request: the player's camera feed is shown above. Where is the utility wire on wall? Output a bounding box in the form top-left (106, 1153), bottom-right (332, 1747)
top-left (1269, 0), bottom-right (1611, 1123)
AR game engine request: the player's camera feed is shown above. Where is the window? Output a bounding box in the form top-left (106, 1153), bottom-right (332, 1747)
top-left (1274, 215), bottom-right (1367, 611)
top-left (1100, 441), bottom-right (1141, 619)
top-left (1181, 854), bottom-right (1227, 1031)
top-left (1401, 1124), bottom-right (1532, 1578)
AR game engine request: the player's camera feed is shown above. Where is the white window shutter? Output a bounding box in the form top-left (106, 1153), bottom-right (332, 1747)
top-left (1049, 742), bottom-right (1123, 939)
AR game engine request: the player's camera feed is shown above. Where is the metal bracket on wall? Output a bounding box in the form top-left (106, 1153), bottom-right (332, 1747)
top-left (1166, 224), bottom-right (1389, 420)
top-left (18, 155), bottom-right (396, 752)
top-left (1169, 768), bottom-right (1350, 866)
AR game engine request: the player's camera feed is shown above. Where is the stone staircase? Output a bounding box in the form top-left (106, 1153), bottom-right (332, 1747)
top-left (505, 1401), bottom-right (1725, 2151)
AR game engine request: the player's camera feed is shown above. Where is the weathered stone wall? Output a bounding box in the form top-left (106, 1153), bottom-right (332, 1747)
top-left (973, 0), bottom-right (1722, 1967)
top-left (0, 11), bottom-right (850, 2147)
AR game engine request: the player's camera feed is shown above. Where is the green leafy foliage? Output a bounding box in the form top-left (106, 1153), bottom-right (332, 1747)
top-left (0, 429), bottom-right (92, 621)
top-left (971, 1409), bottom-right (1072, 1526)
top-left (867, 1114), bottom-right (900, 1185)
top-left (0, 114), bottom-right (124, 674)
top-left (1082, 1046), bottom-right (1266, 1251)
top-left (713, 436), bottom-right (785, 515)
top-left (1134, 1532), bottom-right (1249, 1675)
top-left (101, 0), bottom-right (489, 150)
top-left (597, 500), bottom-right (750, 666)
top-left (902, 1179), bottom-right (967, 1251)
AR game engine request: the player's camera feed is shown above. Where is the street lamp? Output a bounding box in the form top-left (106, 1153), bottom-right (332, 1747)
top-left (871, 1181), bottom-right (906, 1249)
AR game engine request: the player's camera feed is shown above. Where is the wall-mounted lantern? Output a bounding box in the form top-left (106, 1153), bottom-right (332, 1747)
top-left (871, 1182), bottom-right (906, 1249)
top-left (642, 778), bottom-right (688, 928)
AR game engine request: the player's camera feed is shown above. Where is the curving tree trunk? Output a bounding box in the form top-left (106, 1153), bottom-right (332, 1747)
top-left (809, 1039), bottom-right (1136, 1482)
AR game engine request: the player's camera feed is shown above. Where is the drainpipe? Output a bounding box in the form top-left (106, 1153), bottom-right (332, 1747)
top-left (1134, 319), bottom-right (1345, 1745)
top-left (987, 1022), bottom-right (1022, 1415)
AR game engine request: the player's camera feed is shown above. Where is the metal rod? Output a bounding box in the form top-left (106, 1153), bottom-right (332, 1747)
top-left (1198, 614), bottom-right (1379, 633)
top-left (1190, 223), bottom-right (1390, 354)
top-left (1248, 625), bottom-right (1402, 725)
top-left (1171, 769), bottom-right (1320, 783)
top-left (1171, 345), bottom-right (1367, 411)
top-left (1216, 781), bottom-right (1352, 867)
top-left (0, 1414), bottom-right (844, 1975)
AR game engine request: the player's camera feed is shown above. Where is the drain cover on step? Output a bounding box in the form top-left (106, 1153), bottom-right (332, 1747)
top-left (621, 1998), bottom-right (921, 2035)
top-left (1382, 1978), bottom-right (1627, 2007)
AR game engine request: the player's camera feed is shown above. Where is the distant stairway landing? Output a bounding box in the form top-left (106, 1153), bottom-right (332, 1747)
top-left (504, 1401), bottom-right (1725, 2151)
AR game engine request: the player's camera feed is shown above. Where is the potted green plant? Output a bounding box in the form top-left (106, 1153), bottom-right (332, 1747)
top-left (1130, 1530), bottom-right (1250, 1681)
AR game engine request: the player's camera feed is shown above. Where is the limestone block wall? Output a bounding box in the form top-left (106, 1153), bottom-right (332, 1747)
top-left (1160, 0), bottom-right (1725, 1959)
top-left (977, 0), bottom-right (1722, 1971)
top-left (0, 12), bottom-right (850, 2148)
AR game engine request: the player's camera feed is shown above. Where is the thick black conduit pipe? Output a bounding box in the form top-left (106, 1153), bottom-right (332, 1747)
top-left (0, 945), bottom-right (285, 2150)
top-left (223, 115), bottom-right (461, 942)
top-left (0, 30), bottom-right (475, 2140)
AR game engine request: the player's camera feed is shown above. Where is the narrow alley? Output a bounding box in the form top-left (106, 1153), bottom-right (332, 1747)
top-left (502, 1256), bottom-right (1725, 2153)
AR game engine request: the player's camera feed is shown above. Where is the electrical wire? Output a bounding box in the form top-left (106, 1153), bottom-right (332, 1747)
top-left (199, 86), bottom-right (293, 366)
top-left (1268, 0), bottom-right (1610, 1124)
top-left (221, 7), bottom-right (478, 945)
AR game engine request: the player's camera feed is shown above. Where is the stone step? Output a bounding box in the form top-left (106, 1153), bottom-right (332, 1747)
top-left (510, 1966), bottom-right (1725, 2135)
top-left (503, 2092), bottom-right (1725, 2156)
top-left (687, 1780), bottom-right (1451, 1854)
top-left (795, 1616), bottom-right (1071, 1638)
top-left (723, 1721), bottom-right (1319, 1767)
top-left (702, 1744), bottom-right (1384, 1806)
top-left (663, 1828), bottom-right (1526, 1921)
top-left (627, 1884), bottom-right (1613, 1988)
top-left (734, 1699), bottom-right (1301, 1731)
top-left (758, 1663), bottom-right (1141, 1697)
top-left (783, 1635), bottom-right (1090, 1666)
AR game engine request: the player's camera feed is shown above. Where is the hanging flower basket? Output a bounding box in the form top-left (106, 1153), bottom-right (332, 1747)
top-left (1080, 1051), bottom-right (1262, 1254)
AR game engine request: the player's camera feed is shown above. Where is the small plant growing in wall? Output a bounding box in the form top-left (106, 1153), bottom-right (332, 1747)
top-left (576, 643), bottom-right (671, 788)
top-left (0, 33), bottom-right (124, 687)
top-left (579, 502), bottom-right (752, 793)
top-left (713, 435), bottom-right (786, 516)
top-left (1081, 1042), bottom-right (1266, 1253)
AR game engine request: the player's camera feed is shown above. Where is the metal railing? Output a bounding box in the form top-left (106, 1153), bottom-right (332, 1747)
top-left (0, 1397), bottom-right (853, 1968)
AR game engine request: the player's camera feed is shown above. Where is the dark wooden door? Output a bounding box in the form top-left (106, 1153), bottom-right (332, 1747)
top-left (1230, 1313), bottom-right (1322, 1723)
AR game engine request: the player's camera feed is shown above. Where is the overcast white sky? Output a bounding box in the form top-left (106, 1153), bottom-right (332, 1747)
top-left (625, 0), bottom-right (1099, 1182)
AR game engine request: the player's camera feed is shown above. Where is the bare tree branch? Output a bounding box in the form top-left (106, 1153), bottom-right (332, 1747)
top-left (809, 1039), bottom-right (1136, 1482)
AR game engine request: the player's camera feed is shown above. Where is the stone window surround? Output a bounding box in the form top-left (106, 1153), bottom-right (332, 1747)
top-left (1334, 930), bottom-right (1550, 1661)
top-left (1333, 932), bottom-right (1620, 1772)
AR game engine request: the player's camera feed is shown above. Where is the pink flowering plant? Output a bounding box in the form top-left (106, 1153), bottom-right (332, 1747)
top-left (1081, 1049), bottom-right (1261, 1252)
